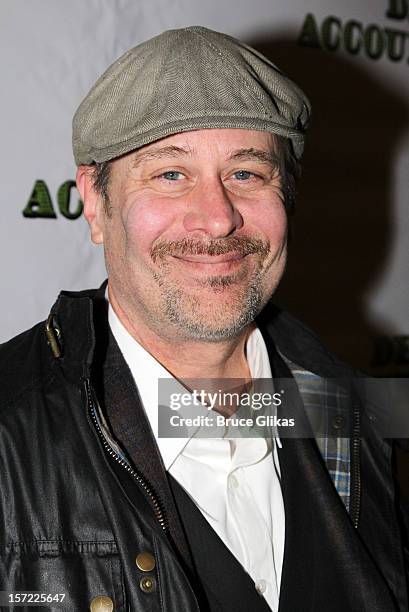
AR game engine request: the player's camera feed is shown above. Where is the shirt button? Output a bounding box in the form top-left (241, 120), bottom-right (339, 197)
top-left (136, 552), bottom-right (156, 572)
top-left (228, 474), bottom-right (239, 489)
top-left (255, 579), bottom-right (267, 594)
top-left (89, 595), bottom-right (114, 611)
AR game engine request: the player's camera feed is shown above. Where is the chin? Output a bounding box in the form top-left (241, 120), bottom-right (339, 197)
top-left (165, 301), bottom-right (263, 342)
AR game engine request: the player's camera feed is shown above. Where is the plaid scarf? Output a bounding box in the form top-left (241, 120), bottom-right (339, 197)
top-left (281, 354), bottom-right (351, 511)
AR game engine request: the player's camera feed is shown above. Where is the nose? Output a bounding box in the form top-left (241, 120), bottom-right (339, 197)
top-left (182, 178), bottom-right (243, 238)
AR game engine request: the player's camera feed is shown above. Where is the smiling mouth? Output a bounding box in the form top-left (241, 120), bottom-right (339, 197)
top-left (170, 252), bottom-right (247, 274)
top-left (173, 253), bottom-right (245, 264)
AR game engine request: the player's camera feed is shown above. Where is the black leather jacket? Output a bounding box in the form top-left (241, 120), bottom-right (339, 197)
top-left (0, 287), bottom-right (407, 611)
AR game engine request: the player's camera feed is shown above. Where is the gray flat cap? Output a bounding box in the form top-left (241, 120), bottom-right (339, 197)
top-left (73, 26), bottom-right (311, 165)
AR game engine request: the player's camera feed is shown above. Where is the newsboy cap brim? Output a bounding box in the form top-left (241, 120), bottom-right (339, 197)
top-left (72, 26), bottom-right (311, 165)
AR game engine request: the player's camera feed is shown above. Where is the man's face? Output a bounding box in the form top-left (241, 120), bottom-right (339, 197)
top-left (82, 128), bottom-right (288, 342)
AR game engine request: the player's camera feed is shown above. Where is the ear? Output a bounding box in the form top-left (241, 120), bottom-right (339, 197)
top-left (76, 166), bottom-right (105, 244)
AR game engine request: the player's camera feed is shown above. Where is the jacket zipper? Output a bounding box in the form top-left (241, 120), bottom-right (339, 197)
top-left (84, 378), bottom-right (169, 533)
top-left (350, 402), bottom-right (361, 528)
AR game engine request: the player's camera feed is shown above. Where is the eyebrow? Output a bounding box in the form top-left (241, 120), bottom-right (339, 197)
top-left (131, 145), bottom-right (191, 167)
top-left (227, 148), bottom-right (280, 167)
top-left (131, 145), bottom-right (280, 168)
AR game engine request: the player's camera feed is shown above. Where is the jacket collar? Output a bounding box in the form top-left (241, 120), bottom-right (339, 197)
top-left (48, 282), bottom-right (108, 382)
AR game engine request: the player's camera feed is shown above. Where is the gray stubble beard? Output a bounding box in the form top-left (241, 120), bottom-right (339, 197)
top-left (152, 261), bottom-right (268, 342)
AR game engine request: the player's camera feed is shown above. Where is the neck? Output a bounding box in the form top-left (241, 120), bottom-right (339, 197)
top-left (108, 285), bottom-right (255, 382)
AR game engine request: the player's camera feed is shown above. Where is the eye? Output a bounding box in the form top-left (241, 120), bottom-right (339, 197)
top-left (160, 171), bottom-right (184, 181)
top-left (233, 170), bottom-right (256, 181)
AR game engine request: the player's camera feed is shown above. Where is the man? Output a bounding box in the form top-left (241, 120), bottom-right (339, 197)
top-left (0, 26), bottom-right (407, 612)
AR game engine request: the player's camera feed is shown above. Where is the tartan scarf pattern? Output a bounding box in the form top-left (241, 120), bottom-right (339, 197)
top-left (281, 354), bottom-right (351, 511)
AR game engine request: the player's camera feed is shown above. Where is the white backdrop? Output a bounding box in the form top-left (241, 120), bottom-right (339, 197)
top-left (1, 0), bottom-right (408, 370)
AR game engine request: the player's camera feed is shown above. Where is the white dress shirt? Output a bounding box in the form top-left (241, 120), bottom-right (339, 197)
top-left (108, 303), bottom-right (285, 611)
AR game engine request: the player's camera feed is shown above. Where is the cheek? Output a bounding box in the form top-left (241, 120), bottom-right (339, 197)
top-left (121, 198), bottom-right (179, 258)
top-left (249, 199), bottom-right (288, 244)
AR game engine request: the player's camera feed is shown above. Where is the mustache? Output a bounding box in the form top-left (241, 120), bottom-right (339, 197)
top-left (150, 237), bottom-right (270, 263)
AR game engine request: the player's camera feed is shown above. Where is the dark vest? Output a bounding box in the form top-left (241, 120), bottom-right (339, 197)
top-left (92, 300), bottom-right (398, 612)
